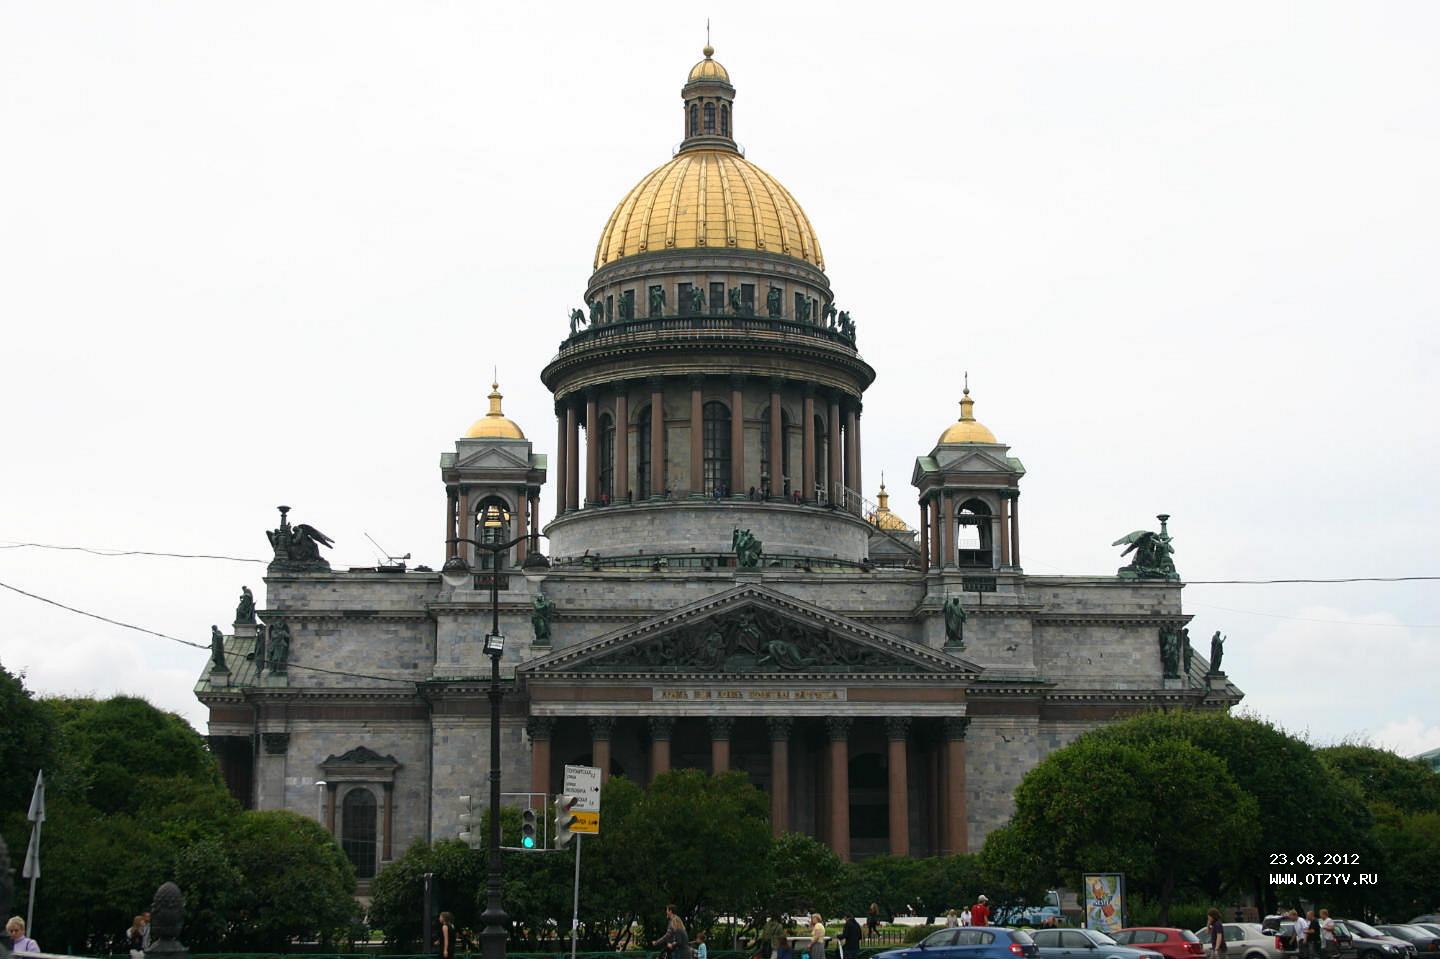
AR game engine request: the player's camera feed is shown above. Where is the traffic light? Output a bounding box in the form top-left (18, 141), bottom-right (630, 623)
top-left (458, 794), bottom-right (476, 847)
top-left (521, 806), bottom-right (538, 849)
top-left (554, 793), bottom-right (579, 849)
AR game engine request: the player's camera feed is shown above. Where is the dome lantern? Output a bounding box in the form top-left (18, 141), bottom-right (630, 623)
top-left (680, 43), bottom-right (737, 153)
top-left (938, 377), bottom-right (999, 445)
top-left (464, 379), bottom-right (525, 440)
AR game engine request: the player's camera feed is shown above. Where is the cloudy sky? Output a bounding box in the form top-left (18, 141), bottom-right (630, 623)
top-left (2, 2), bottom-right (1437, 754)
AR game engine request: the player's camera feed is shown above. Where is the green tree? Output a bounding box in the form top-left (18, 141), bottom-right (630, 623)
top-left (1371, 809), bottom-right (1440, 918)
top-left (979, 823), bottom-right (1051, 917)
top-left (0, 662), bottom-right (54, 813)
top-left (767, 832), bottom-right (844, 918)
top-left (225, 810), bottom-right (357, 948)
top-left (369, 838), bottom-right (486, 947)
top-left (1007, 733), bottom-right (1259, 922)
top-left (1317, 744), bottom-right (1440, 814)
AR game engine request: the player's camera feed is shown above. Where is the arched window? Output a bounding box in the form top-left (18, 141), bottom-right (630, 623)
top-left (759, 408), bottom-right (792, 496)
top-left (720, 105), bottom-right (730, 137)
top-left (702, 401), bottom-right (731, 495)
top-left (637, 406), bottom-right (652, 499)
top-left (598, 414), bottom-right (615, 502)
top-left (703, 102), bottom-right (716, 134)
top-left (689, 103), bottom-right (698, 136)
top-left (474, 496), bottom-right (512, 570)
top-left (341, 788), bottom-right (377, 879)
top-left (956, 498), bottom-right (993, 568)
top-left (814, 414), bottom-right (828, 500)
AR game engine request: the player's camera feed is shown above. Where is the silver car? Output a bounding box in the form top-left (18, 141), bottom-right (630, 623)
top-left (1030, 928), bottom-right (1165, 959)
top-left (1195, 922), bottom-right (1287, 959)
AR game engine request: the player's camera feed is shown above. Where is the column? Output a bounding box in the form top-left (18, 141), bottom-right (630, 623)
top-left (445, 486), bottom-right (458, 560)
top-left (991, 513), bottom-right (1003, 570)
top-left (886, 717), bottom-right (911, 857)
top-left (324, 781), bottom-right (338, 834)
top-left (854, 406), bottom-right (863, 508)
top-left (614, 391), bottom-right (629, 501)
top-left (943, 492), bottom-right (956, 569)
top-left (458, 487), bottom-right (472, 568)
top-left (768, 382), bottom-right (783, 497)
top-left (565, 401), bottom-right (580, 511)
top-left (555, 410), bottom-right (568, 514)
top-left (650, 381), bottom-right (666, 497)
top-left (929, 495), bottom-right (941, 569)
top-left (844, 405), bottom-right (859, 509)
top-left (528, 717), bottom-right (553, 797)
top-left (827, 717), bottom-right (852, 861)
top-left (943, 717), bottom-right (970, 854)
top-left (689, 377), bottom-right (704, 495)
top-left (530, 493), bottom-right (540, 542)
top-left (1010, 492), bottom-right (1021, 567)
top-left (802, 390), bottom-right (816, 501)
top-left (591, 717), bottom-right (614, 785)
top-left (919, 501), bottom-right (930, 574)
top-left (730, 377), bottom-right (745, 495)
top-left (768, 717), bottom-right (791, 836)
top-left (516, 490), bottom-right (529, 565)
top-left (827, 395), bottom-right (842, 504)
top-left (999, 494), bottom-right (1011, 567)
top-left (585, 390), bottom-right (599, 505)
top-left (649, 717), bottom-right (673, 780)
top-left (709, 716), bottom-right (733, 773)
top-left (383, 782), bottom-right (394, 862)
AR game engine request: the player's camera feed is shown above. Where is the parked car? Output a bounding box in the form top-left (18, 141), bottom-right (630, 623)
top-left (1114, 928), bottom-right (1206, 959)
top-left (1030, 927), bottom-right (1164, 959)
top-left (876, 927), bottom-right (1040, 959)
top-left (1335, 920), bottom-right (1419, 959)
top-left (1375, 927), bottom-right (1440, 955)
top-left (994, 891), bottom-right (1066, 928)
top-left (1412, 927), bottom-right (1440, 942)
top-left (1412, 920), bottom-right (1440, 930)
top-left (1194, 921), bottom-right (1287, 959)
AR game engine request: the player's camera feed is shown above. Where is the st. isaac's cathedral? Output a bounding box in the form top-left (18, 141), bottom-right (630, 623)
top-left (197, 45), bottom-right (1241, 886)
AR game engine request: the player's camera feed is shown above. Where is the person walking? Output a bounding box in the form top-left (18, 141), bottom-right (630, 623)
top-left (695, 930), bottom-right (709, 959)
top-left (1205, 908), bottom-right (1226, 959)
top-left (960, 906), bottom-right (973, 926)
top-left (809, 914), bottom-right (827, 959)
top-left (437, 911), bottom-right (456, 959)
top-left (654, 904), bottom-right (691, 959)
top-left (6, 917), bottom-right (39, 953)
top-left (1304, 912), bottom-right (1320, 959)
top-left (867, 904), bottom-right (881, 939)
top-left (127, 915), bottom-right (147, 959)
top-left (971, 896), bottom-right (990, 927)
top-left (1319, 911), bottom-right (1337, 958)
top-left (946, 910), bottom-right (959, 928)
top-left (1292, 911), bottom-right (1310, 959)
top-left (842, 912), bottom-right (863, 959)
top-left (761, 915), bottom-right (786, 959)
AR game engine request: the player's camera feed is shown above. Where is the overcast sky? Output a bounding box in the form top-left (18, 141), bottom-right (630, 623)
top-left (3, 2), bottom-right (1437, 756)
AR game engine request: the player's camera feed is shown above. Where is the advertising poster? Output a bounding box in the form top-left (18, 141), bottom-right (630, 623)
top-left (1083, 873), bottom-right (1126, 934)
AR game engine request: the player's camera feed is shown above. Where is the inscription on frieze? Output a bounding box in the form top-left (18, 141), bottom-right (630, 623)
top-left (652, 687), bottom-right (847, 702)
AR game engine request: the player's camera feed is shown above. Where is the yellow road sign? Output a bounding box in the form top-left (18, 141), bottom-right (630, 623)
top-left (571, 810), bottom-right (600, 834)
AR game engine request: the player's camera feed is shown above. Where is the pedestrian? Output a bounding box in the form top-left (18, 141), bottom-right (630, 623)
top-left (1319, 911), bottom-right (1337, 958)
top-left (140, 911), bottom-right (152, 950)
top-left (960, 906), bottom-right (973, 926)
top-left (437, 911), bottom-right (456, 959)
top-left (809, 914), bottom-right (827, 959)
top-left (654, 904), bottom-right (691, 959)
top-left (842, 912), bottom-right (863, 959)
top-left (1206, 908), bottom-right (1226, 959)
top-left (867, 903), bottom-right (881, 939)
top-left (127, 915), bottom-right (147, 959)
top-left (761, 914), bottom-right (785, 959)
top-left (696, 930), bottom-right (709, 959)
top-left (946, 910), bottom-right (959, 928)
top-left (1292, 911), bottom-right (1310, 959)
top-left (1304, 912), bottom-right (1320, 959)
top-left (6, 917), bottom-right (39, 953)
top-left (971, 895), bottom-right (990, 927)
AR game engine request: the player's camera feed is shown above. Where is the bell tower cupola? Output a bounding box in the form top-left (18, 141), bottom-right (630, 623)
top-left (680, 44), bottom-right (738, 154)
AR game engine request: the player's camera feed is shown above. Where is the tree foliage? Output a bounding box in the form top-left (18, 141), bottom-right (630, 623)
top-left (225, 811), bottom-right (358, 948)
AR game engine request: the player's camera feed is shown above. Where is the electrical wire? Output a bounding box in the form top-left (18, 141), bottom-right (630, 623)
top-left (1185, 576), bottom-right (1440, 585)
top-left (0, 579), bottom-right (418, 684)
top-left (0, 541), bottom-right (267, 563)
top-left (1185, 601), bottom-right (1440, 629)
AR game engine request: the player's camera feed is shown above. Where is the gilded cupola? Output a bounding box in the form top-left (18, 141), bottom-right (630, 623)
top-left (464, 380), bottom-right (525, 440)
top-left (937, 381), bottom-right (999, 445)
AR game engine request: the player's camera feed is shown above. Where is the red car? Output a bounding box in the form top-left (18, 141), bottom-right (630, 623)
top-left (1114, 928), bottom-right (1206, 959)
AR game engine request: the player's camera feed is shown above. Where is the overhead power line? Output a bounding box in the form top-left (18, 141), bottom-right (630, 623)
top-left (0, 541), bottom-right (266, 563)
top-left (0, 579), bottom-right (416, 685)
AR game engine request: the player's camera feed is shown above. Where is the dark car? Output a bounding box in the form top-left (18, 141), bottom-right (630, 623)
top-left (1030, 927), bottom-right (1165, 959)
top-left (1114, 928), bottom-right (1205, 959)
top-left (1375, 927), bottom-right (1440, 955)
top-left (876, 927), bottom-right (1040, 959)
top-left (1336, 920), bottom-right (1418, 959)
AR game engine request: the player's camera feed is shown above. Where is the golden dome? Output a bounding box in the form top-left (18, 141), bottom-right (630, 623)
top-left (464, 381), bottom-right (525, 440)
top-left (938, 383), bottom-right (998, 445)
top-left (594, 150), bottom-right (824, 269)
top-left (688, 47), bottom-right (730, 83)
top-left (867, 477), bottom-right (912, 531)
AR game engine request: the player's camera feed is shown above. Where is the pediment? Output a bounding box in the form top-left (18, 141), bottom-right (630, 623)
top-left (521, 584), bottom-right (978, 678)
top-left (321, 746), bottom-right (399, 768)
top-left (932, 447), bottom-right (1015, 473)
top-left (455, 445), bottom-right (532, 471)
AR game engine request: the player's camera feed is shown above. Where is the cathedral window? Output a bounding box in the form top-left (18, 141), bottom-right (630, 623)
top-left (814, 414), bottom-right (828, 499)
top-left (689, 103), bottom-right (698, 136)
top-left (704, 102), bottom-right (716, 133)
top-left (678, 282), bottom-right (693, 316)
top-left (620, 290), bottom-right (634, 320)
top-left (605, 294), bottom-right (613, 323)
top-left (759, 407), bottom-right (792, 494)
top-left (637, 405), bottom-right (653, 498)
top-left (709, 281), bottom-right (724, 314)
top-left (341, 787), bottom-right (377, 879)
top-left (740, 283), bottom-right (755, 314)
top-left (598, 414), bottom-right (615, 500)
top-left (475, 497), bottom-right (512, 570)
top-left (702, 401), bottom-right (732, 495)
top-left (720, 104), bottom-right (730, 137)
top-left (956, 498), bottom-right (994, 568)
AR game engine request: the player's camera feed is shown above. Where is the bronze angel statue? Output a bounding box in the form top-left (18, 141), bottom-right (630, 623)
top-left (569, 308), bottom-right (587, 336)
top-left (1113, 514), bottom-right (1178, 580)
top-left (266, 506), bottom-right (335, 570)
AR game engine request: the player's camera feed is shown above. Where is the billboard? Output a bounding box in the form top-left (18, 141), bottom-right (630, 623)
top-left (1083, 873), bottom-right (1126, 934)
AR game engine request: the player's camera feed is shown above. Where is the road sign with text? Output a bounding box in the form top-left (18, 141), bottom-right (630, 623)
top-left (563, 764), bottom-right (601, 834)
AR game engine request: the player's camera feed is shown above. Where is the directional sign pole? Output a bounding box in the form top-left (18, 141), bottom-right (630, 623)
top-left (570, 834), bottom-right (582, 959)
top-left (23, 770), bottom-right (45, 934)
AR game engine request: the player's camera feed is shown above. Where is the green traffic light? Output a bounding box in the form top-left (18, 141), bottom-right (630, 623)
top-left (522, 834), bottom-right (535, 849)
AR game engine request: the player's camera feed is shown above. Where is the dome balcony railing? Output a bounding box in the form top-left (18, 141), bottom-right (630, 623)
top-left (557, 313), bottom-right (858, 355)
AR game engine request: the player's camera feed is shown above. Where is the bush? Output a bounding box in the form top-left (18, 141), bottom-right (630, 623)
top-left (903, 925), bottom-right (941, 944)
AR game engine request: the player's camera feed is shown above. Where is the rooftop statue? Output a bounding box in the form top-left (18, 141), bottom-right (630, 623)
top-left (689, 285), bottom-right (706, 314)
top-left (268, 622), bottom-right (291, 673)
top-left (797, 297), bottom-right (811, 322)
top-left (588, 299), bottom-right (604, 325)
top-left (649, 286), bottom-right (666, 317)
top-left (569, 308), bottom-right (587, 336)
top-left (766, 286), bottom-right (782, 318)
top-left (1158, 626), bottom-right (1182, 678)
top-left (266, 506), bottom-right (334, 571)
top-left (1182, 627), bottom-right (1194, 677)
top-left (837, 310), bottom-right (855, 340)
top-left (210, 625), bottom-right (226, 671)
top-left (1209, 630), bottom-right (1226, 674)
top-left (732, 527), bottom-right (763, 569)
top-left (531, 592), bottom-right (555, 643)
top-left (235, 585), bottom-right (256, 624)
top-left (825, 303), bottom-right (838, 329)
top-left (942, 595), bottom-right (967, 648)
top-left (1112, 514), bottom-right (1179, 581)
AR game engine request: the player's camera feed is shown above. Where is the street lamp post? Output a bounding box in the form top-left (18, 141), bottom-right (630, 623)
top-left (441, 502), bottom-right (546, 959)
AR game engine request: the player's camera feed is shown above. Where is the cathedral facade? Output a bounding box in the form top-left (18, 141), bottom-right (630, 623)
top-left (197, 46), bottom-right (1240, 886)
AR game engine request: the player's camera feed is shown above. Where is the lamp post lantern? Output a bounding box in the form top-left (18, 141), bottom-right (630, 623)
top-left (440, 502), bottom-right (546, 959)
